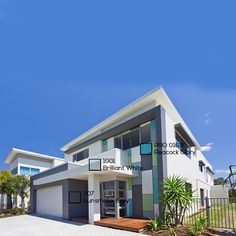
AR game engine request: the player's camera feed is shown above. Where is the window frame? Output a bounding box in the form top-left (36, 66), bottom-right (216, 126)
top-left (175, 130), bottom-right (191, 158)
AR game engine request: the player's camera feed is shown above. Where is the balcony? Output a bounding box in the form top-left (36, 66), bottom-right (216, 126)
top-left (75, 148), bottom-right (137, 176)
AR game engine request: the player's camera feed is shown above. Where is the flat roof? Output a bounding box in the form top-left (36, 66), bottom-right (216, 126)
top-left (4, 148), bottom-right (64, 164)
top-left (61, 87), bottom-right (201, 152)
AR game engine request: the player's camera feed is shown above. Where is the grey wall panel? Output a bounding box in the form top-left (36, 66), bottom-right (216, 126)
top-left (155, 105), bottom-right (167, 218)
top-left (31, 163), bottom-right (69, 181)
top-left (67, 179), bottom-right (88, 219)
top-left (132, 184), bottom-right (143, 218)
top-left (141, 154), bottom-right (152, 171)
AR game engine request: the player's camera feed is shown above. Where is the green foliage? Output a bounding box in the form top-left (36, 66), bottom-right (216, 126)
top-left (10, 208), bottom-right (18, 215)
top-left (12, 175), bottom-right (30, 209)
top-left (189, 217), bottom-right (207, 236)
top-left (0, 171), bottom-right (30, 209)
top-left (148, 215), bottom-right (177, 235)
top-left (214, 177), bottom-right (225, 185)
top-left (0, 170), bottom-right (16, 195)
top-left (148, 216), bottom-right (163, 231)
top-left (162, 175), bottom-right (194, 226)
top-left (0, 208), bottom-right (25, 216)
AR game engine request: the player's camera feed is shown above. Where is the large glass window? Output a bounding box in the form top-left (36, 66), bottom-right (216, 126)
top-left (185, 182), bottom-right (192, 197)
top-left (31, 168), bottom-right (40, 175)
top-left (140, 123), bottom-right (151, 143)
top-left (122, 129), bottom-right (140, 150)
top-left (114, 120), bottom-right (153, 151)
top-left (175, 131), bottom-right (191, 158)
top-left (20, 166), bottom-right (40, 175)
top-left (73, 148), bottom-right (89, 162)
top-left (130, 129), bottom-right (140, 148)
top-left (122, 132), bottom-right (131, 150)
top-left (20, 166), bottom-right (30, 175)
top-left (11, 167), bottom-right (18, 175)
top-left (114, 136), bottom-right (122, 149)
top-left (199, 162), bottom-right (205, 172)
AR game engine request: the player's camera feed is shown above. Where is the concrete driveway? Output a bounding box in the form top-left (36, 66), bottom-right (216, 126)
top-left (0, 215), bottom-right (140, 236)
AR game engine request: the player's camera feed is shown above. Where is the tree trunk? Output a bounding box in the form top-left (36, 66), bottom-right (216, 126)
top-left (7, 194), bottom-right (12, 209)
top-left (21, 196), bottom-right (25, 209)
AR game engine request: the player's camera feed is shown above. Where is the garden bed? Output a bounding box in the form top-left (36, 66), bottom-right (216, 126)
top-left (0, 208), bottom-right (25, 219)
top-left (143, 226), bottom-right (225, 236)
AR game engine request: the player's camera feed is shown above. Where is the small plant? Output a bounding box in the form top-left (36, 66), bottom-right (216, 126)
top-left (189, 217), bottom-right (207, 236)
top-left (0, 208), bottom-right (25, 216)
top-left (3, 209), bottom-right (11, 215)
top-left (148, 216), bottom-right (163, 231)
top-left (10, 208), bottom-right (18, 215)
top-left (16, 208), bottom-right (25, 215)
top-left (162, 213), bottom-right (177, 236)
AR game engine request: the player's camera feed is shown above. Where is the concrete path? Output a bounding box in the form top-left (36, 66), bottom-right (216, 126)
top-left (0, 215), bottom-right (140, 236)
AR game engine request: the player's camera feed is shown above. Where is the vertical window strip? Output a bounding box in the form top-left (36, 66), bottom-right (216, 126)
top-left (102, 139), bottom-right (108, 152)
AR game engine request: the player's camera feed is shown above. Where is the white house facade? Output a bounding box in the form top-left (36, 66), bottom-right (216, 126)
top-left (29, 87), bottom-right (214, 224)
top-left (0, 148), bottom-right (64, 209)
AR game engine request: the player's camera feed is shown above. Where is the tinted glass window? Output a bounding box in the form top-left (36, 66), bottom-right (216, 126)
top-left (122, 133), bottom-right (131, 150)
top-left (83, 148), bottom-right (89, 159)
top-left (20, 166), bottom-right (30, 175)
top-left (11, 167), bottom-right (18, 175)
top-left (130, 129), bottom-right (140, 148)
top-left (73, 148), bottom-right (89, 162)
top-left (31, 168), bottom-right (40, 175)
top-left (140, 124), bottom-right (151, 143)
top-left (114, 136), bottom-right (122, 149)
top-left (176, 132), bottom-right (191, 158)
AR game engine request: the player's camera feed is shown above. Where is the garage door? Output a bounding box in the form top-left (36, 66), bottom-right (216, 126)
top-left (36, 185), bottom-right (63, 218)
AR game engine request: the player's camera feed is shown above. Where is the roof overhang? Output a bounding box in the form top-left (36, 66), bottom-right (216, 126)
top-left (206, 166), bottom-right (215, 175)
top-left (174, 123), bottom-right (197, 147)
top-left (4, 148), bottom-right (63, 164)
top-left (61, 87), bottom-right (201, 152)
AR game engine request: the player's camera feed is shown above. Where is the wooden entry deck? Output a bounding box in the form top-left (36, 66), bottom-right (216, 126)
top-left (95, 218), bottom-right (150, 232)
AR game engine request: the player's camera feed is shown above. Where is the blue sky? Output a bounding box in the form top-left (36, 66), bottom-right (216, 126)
top-left (0, 1), bottom-right (235, 178)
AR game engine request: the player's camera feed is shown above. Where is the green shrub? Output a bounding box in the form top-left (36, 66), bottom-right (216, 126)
top-left (1, 208), bottom-right (24, 216)
top-left (10, 208), bottom-right (18, 215)
top-left (16, 208), bottom-right (24, 215)
top-left (189, 217), bottom-right (207, 236)
top-left (148, 216), bottom-right (163, 231)
top-left (3, 209), bottom-right (11, 215)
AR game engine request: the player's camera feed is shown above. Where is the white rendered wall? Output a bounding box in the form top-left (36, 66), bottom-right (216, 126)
top-left (88, 174), bottom-right (101, 224)
top-left (211, 185), bottom-right (229, 198)
top-left (53, 159), bottom-right (65, 167)
top-left (17, 156), bottom-right (52, 172)
top-left (89, 141), bottom-right (102, 156)
top-left (163, 110), bottom-right (213, 198)
top-left (107, 137), bottom-right (114, 151)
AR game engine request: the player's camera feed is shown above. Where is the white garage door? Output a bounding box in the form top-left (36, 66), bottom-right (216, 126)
top-left (36, 185), bottom-right (63, 218)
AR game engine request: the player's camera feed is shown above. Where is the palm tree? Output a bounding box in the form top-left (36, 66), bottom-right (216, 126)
top-left (162, 175), bottom-right (194, 226)
top-left (12, 175), bottom-right (30, 209)
top-left (0, 170), bottom-right (16, 209)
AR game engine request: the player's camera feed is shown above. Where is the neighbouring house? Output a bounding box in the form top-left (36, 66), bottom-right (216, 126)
top-left (29, 87), bottom-right (214, 223)
top-left (211, 185), bottom-right (229, 198)
top-left (0, 148), bottom-right (64, 209)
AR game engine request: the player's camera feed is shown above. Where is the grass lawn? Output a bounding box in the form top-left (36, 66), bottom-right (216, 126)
top-left (185, 202), bottom-right (236, 229)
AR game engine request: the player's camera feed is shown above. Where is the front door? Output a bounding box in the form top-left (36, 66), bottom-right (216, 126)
top-left (100, 180), bottom-right (127, 218)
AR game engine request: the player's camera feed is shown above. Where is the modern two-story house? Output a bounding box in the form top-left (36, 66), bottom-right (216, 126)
top-left (0, 148), bottom-right (64, 209)
top-left (30, 87), bottom-right (214, 224)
